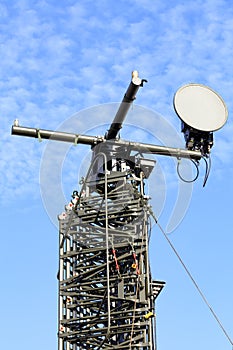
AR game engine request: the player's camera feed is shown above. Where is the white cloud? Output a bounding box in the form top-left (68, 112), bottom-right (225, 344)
top-left (1, 3), bottom-right (233, 349)
top-left (1, 0), bottom-right (233, 208)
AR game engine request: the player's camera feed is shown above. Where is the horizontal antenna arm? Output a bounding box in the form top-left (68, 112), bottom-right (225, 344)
top-left (105, 71), bottom-right (146, 140)
top-left (11, 125), bottom-right (201, 160)
top-left (11, 125), bottom-right (104, 146)
top-left (114, 139), bottom-right (202, 160)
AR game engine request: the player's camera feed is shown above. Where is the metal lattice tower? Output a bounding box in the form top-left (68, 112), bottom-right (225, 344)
top-left (12, 70), bottom-right (220, 350)
top-left (58, 143), bottom-right (165, 349)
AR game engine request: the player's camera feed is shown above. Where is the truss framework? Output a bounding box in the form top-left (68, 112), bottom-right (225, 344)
top-left (58, 155), bottom-right (165, 350)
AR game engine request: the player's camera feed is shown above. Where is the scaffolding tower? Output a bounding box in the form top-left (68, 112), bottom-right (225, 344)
top-left (58, 142), bottom-right (165, 349)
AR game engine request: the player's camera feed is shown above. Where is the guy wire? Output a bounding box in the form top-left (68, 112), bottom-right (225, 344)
top-left (149, 207), bottom-right (233, 347)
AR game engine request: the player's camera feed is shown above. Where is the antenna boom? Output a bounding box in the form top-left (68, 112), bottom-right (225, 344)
top-left (11, 125), bottom-right (201, 159)
top-left (105, 71), bottom-right (145, 140)
top-left (11, 125), bottom-right (103, 145)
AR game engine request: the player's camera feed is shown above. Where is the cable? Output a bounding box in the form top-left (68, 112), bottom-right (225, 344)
top-left (95, 152), bottom-right (111, 350)
top-left (177, 158), bottom-right (199, 183)
top-left (202, 155), bottom-right (211, 187)
top-left (129, 277), bottom-right (140, 350)
top-left (148, 207), bottom-right (233, 348)
top-left (129, 226), bottom-right (147, 349)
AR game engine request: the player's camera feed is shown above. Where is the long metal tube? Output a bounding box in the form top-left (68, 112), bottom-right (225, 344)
top-left (11, 125), bottom-right (202, 160)
top-left (105, 71), bottom-right (145, 140)
top-left (114, 139), bottom-right (202, 160)
top-left (11, 125), bottom-right (103, 145)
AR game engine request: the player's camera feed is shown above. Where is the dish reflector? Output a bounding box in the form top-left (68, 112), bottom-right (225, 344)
top-left (174, 84), bottom-right (228, 132)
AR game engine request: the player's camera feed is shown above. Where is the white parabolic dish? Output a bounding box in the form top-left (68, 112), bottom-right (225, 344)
top-left (173, 83), bottom-right (228, 132)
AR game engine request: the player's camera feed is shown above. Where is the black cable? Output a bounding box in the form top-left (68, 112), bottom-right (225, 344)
top-left (177, 158), bottom-right (199, 183)
top-left (202, 155), bottom-right (211, 187)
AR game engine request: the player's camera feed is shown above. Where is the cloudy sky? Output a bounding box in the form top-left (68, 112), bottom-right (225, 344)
top-left (1, 1), bottom-right (233, 349)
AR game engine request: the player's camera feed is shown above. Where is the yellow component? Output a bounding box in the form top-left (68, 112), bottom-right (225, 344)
top-left (131, 263), bottom-right (137, 269)
top-left (132, 70), bottom-right (139, 79)
top-left (144, 311), bottom-right (155, 319)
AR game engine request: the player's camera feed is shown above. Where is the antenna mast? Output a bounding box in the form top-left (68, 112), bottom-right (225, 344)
top-left (11, 71), bottom-right (227, 349)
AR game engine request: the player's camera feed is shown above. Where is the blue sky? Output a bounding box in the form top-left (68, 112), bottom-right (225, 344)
top-left (1, 0), bottom-right (233, 349)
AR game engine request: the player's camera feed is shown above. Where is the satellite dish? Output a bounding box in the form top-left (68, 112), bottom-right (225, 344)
top-left (174, 83), bottom-right (228, 132)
